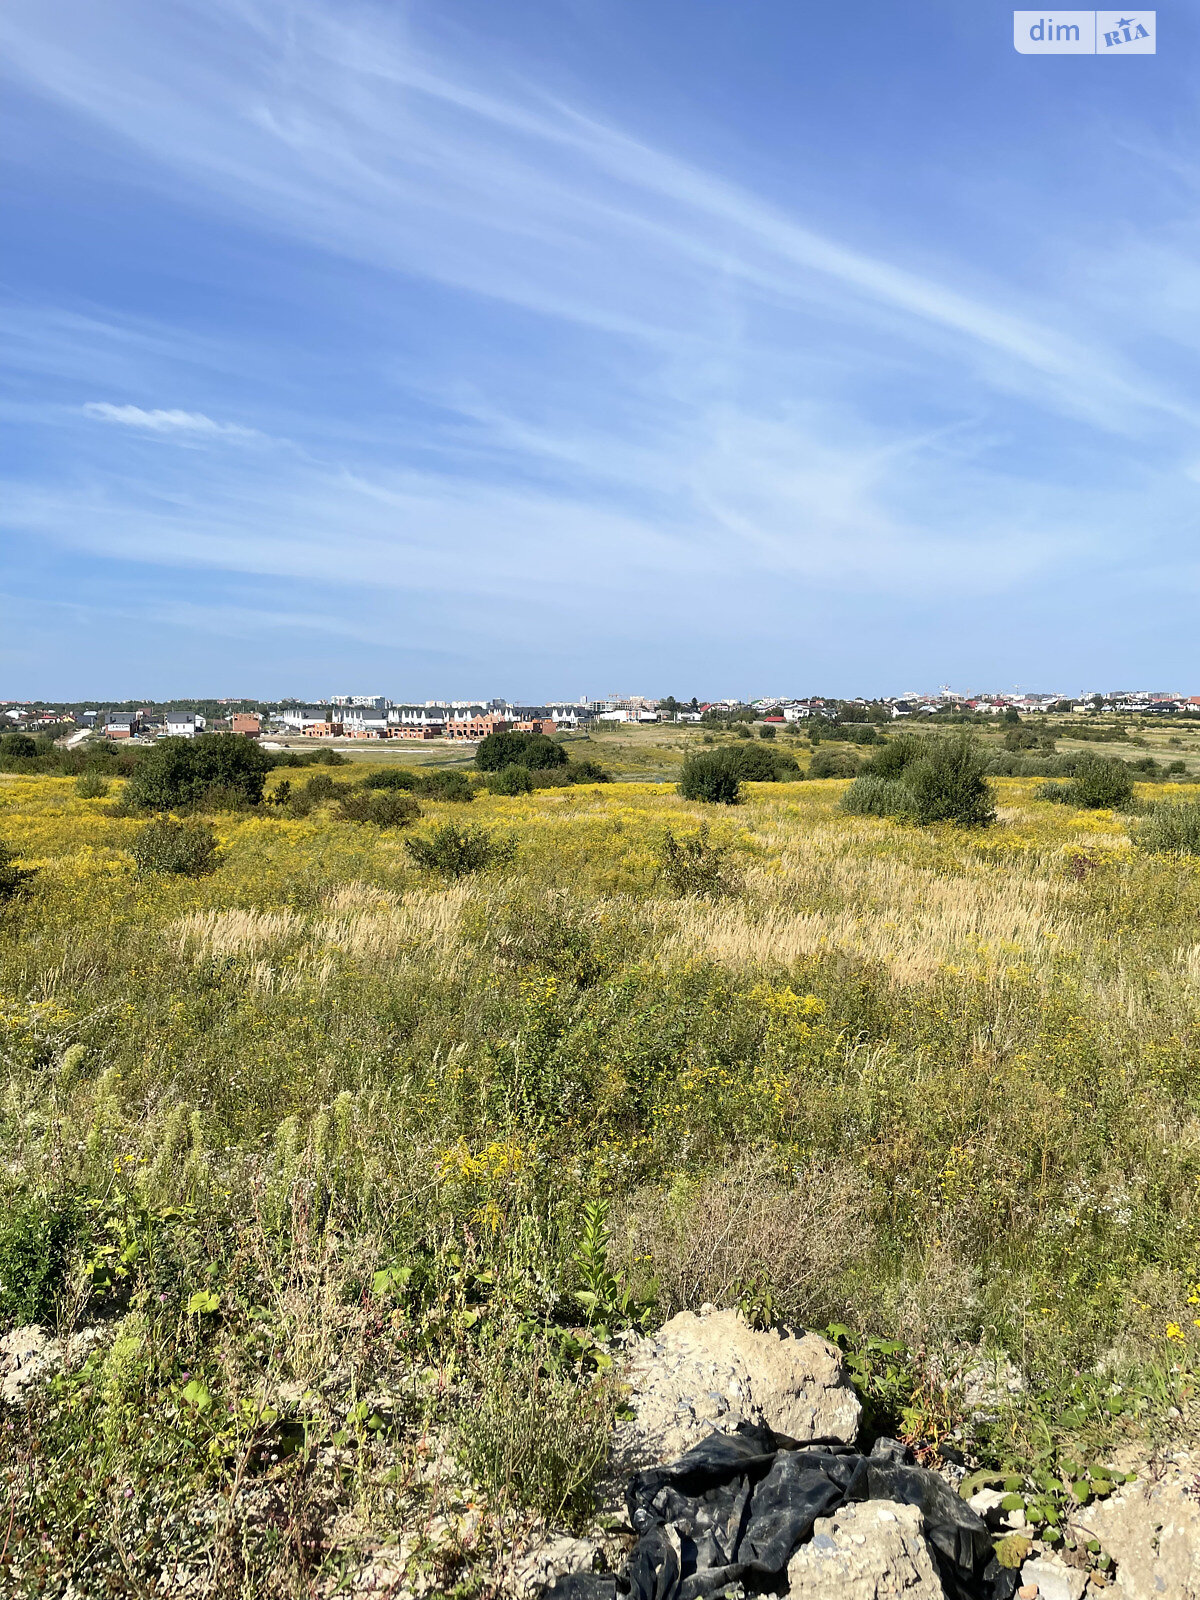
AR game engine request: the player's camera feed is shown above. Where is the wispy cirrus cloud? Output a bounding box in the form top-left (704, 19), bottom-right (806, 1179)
top-left (82, 401), bottom-right (262, 439)
top-left (0, 0), bottom-right (1191, 436)
top-left (2, 0), bottom-right (1200, 696)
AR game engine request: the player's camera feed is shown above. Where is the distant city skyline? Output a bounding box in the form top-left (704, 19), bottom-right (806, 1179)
top-left (3, 1), bottom-right (1198, 696)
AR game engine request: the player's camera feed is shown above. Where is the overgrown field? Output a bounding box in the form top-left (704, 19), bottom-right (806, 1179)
top-left (4, 768), bottom-right (1200, 1593)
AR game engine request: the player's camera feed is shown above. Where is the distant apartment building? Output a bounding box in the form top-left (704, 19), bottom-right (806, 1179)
top-left (304, 721), bottom-right (344, 738)
top-left (329, 695), bottom-right (388, 712)
top-left (231, 713), bottom-right (261, 736)
top-left (445, 715), bottom-right (511, 741)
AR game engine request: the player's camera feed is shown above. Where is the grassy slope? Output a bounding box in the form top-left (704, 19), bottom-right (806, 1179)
top-left (3, 763), bottom-right (1200, 1590)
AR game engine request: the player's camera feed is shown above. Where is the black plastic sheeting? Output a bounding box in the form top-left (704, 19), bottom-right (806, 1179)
top-left (548, 1426), bottom-right (1019, 1600)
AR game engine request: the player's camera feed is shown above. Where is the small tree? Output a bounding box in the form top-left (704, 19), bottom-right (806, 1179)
top-left (724, 743), bottom-right (799, 781)
top-left (476, 731), bottom-right (567, 772)
top-left (0, 733), bottom-right (39, 764)
top-left (841, 736), bottom-right (995, 828)
top-left (902, 736), bottom-right (995, 827)
top-left (126, 734), bottom-right (271, 811)
top-left (807, 747), bottom-right (859, 779)
top-left (75, 771), bottom-right (109, 798)
top-left (758, 725), bottom-right (776, 740)
top-left (1071, 757), bottom-right (1135, 810)
top-left (865, 735), bottom-right (925, 780)
top-left (416, 769), bottom-right (475, 802)
top-left (678, 750), bottom-right (742, 805)
top-left (405, 823), bottom-right (517, 878)
top-left (130, 816), bottom-right (220, 877)
top-left (564, 759), bottom-right (610, 785)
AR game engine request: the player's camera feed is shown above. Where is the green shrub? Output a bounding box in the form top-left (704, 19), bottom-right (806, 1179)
top-left (656, 825), bottom-right (739, 897)
top-left (1135, 802), bottom-right (1200, 856)
top-left (405, 823), bottom-right (517, 878)
top-left (338, 790), bottom-right (421, 828)
top-left (125, 734), bottom-right (272, 811)
top-left (1041, 758), bottom-right (1136, 811)
top-left (0, 732), bottom-right (39, 764)
top-left (476, 731), bottom-right (567, 772)
top-left (865, 734), bottom-right (926, 779)
top-left (565, 759), bottom-right (610, 784)
top-left (0, 1195), bottom-right (75, 1324)
top-left (678, 750), bottom-right (742, 805)
top-left (807, 746), bottom-right (859, 779)
top-left (759, 725), bottom-right (776, 740)
top-left (416, 769), bottom-right (475, 802)
top-left (300, 771), bottom-right (342, 800)
top-left (1071, 758), bottom-right (1135, 809)
top-left (840, 775), bottom-right (913, 817)
top-left (724, 743), bottom-right (799, 782)
top-left (130, 816), bottom-right (220, 877)
top-left (75, 771), bottom-right (110, 799)
top-left (361, 767), bottom-right (419, 791)
top-left (902, 736), bottom-right (995, 827)
top-left (487, 764), bottom-right (534, 796)
top-left (270, 748), bottom-right (348, 767)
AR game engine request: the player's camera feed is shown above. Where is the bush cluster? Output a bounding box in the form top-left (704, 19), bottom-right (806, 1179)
top-left (808, 721), bottom-right (882, 746)
top-left (338, 790), bottom-right (421, 828)
top-left (839, 735), bottom-right (995, 828)
top-left (476, 731), bottom-right (568, 772)
top-left (404, 822), bottom-right (517, 878)
top-left (130, 816), bottom-right (221, 877)
top-left (807, 747), bottom-right (861, 779)
top-left (1037, 757), bottom-right (1135, 811)
top-left (125, 735), bottom-right (272, 812)
top-left (362, 767), bottom-right (475, 802)
top-left (678, 750), bottom-right (742, 804)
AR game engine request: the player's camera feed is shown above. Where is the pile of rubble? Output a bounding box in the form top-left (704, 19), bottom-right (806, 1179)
top-left (519, 1307), bottom-right (1200, 1600)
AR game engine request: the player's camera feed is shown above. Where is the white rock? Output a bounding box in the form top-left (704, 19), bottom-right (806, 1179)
top-left (1074, 1456), bottom-right (1200, 1599)
top-left (508, 1534), bottom-right (599, 1597)
top-left (786, 1500), bottom-right (945, 1598)
top-left (1019, 1556), bottom-right (1087, 1600)
top-left (967, 1488), bottom-right (1008, 1528)
top-left (613, 1308), bottom-right (861, 1472)
top-left (0, 1324), bottom-right (61, 1404)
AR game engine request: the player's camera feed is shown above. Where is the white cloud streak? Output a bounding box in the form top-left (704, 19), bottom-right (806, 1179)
top-left (0, 0), bottom-right (1192, 435)
top-left (1, 0), bottom-right (1199, 687)
top-left (82, 402), bottom-right (261, 438)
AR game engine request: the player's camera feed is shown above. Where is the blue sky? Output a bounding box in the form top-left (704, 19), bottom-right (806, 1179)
top-left (2, 1), bottom-right (1197, 701)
